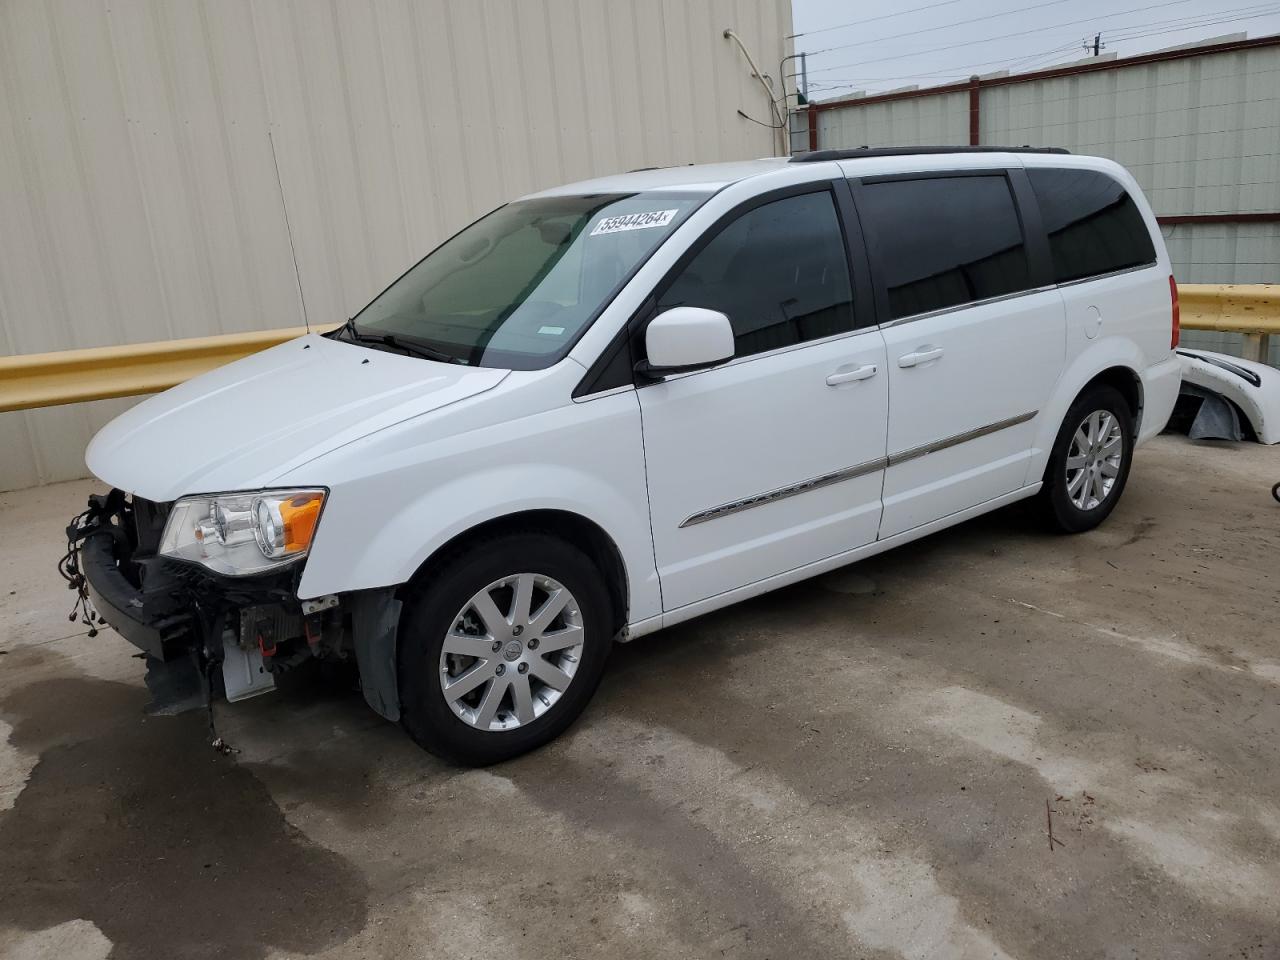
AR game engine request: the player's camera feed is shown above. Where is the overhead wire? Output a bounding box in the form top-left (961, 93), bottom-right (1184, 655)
top-left (804, 0), bottom-right (1080, 57)
top-left (789, 0), bottom-right (968, 39)
top-left (799, 4), bottom-right (1280, 96)
top-left (803, 0), bottom-right (1244, 76)
top-left (1094, 2), bottom-right (1280, 42)
top-left (800, 40), bottom-right (1089, 88)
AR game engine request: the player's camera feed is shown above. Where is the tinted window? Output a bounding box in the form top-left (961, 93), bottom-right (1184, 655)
top-left (1029, 168), bottom-right (1156, 283)
top-left (858, 175), bottom-right (1031, 320)
top-left (657, 191), bottom-right (855, 359)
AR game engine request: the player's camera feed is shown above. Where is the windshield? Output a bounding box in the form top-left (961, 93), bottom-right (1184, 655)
top-left (344, 191), bottom-right (706, 369)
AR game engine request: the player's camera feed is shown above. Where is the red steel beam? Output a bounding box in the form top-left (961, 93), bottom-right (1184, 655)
top-left (1157, 212), bottom-right (1280, 225)
top-left (807, 33), bottom-right (1280, 114)
top-left (968, 75), bottom-right (980, 146)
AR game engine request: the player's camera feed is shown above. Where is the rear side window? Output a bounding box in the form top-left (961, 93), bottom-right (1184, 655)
top-left (1028, 168), bottom-right (1157, 284)
top-left (657, 190), bottom-right (855, 359)
top-left (857, 175), bottom-right (1031, 321)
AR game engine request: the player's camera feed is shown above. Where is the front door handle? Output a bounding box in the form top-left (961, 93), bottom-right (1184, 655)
top-left (898, 347), bottom-right (944, 368)
top-left (826, 363), bottom-right (878, 386)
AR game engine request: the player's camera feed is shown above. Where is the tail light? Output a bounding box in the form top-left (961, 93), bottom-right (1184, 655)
top-left (1169, 275), bottom-right (1180, 349)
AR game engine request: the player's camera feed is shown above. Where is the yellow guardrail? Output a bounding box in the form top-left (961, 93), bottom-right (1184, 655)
top-left (0, 284), bottom-right (1277, 413)
top-left (1178, 284), bottom-right (1280, 335)
top-left (0, 325), bottom-right (332, 414)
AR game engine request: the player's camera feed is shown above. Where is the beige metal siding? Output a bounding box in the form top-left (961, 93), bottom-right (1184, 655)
top-left (817, 91), bottom-right (968, 148)
top-left (1163, 222), bottom-right (1280, 363)
top-left (979, 46), bottom-right (1280, 363)
top-left (0, 0), bottom-right (791, 491)
top-left (980, 48), bottom-right (1280, 216)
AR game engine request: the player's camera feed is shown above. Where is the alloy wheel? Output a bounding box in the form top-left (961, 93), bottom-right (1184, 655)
top-left (1065, 409), bottom-right (1123, 510)
top-left (438, 573), bottom-right (584, 731)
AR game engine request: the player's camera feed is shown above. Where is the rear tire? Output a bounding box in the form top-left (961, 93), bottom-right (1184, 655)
top-left (1037, 384), bottom-right (1135, 533)
top-left (397, 531), bottom-right (612, 765)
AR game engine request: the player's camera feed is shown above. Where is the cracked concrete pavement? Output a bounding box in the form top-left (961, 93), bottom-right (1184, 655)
top-left (1, 433), bottom-right (1278, 959)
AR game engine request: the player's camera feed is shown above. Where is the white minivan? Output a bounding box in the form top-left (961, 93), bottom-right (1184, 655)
top-left (70, 147), bottom-right (1182, 764)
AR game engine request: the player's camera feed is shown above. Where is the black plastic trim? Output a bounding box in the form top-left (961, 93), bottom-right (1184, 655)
top-left (832, 177), bottom-right (878, 330)
top-left (1007, 167), bottom-right (1054, 289)
top-left (635, 354), bottom-right (733, 379)
top-left (80, 532), bottom-right (193, 661)
top-left (792, 146), bottom-right (1069, 162)
top-left (572, 321), bottom-right (636, 399)
top-left (858, 166), bottom-right (1019, 185)
top-left (1177, 349), bottom-right (1264, 387)
top-left (350, 588), bottom-right (403, 721)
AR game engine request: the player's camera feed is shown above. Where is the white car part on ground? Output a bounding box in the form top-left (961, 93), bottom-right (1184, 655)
top-left (1176, 349), bottom-right (1280, 444)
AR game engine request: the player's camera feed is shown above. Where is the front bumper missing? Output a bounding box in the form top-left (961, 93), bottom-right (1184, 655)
top-left (78, 529), bottom-right (194, 661)
top-left (66, 490), bottom-right (401, 723)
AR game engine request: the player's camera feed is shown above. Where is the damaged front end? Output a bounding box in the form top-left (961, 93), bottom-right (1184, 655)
top-left (62, 491), bottom-right (401, 733)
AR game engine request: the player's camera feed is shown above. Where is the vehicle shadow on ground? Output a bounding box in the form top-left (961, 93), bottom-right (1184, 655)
top-left (607, 498), bottom-right (1045, 675)
top-left (0, 646), bottom-right (371, 960)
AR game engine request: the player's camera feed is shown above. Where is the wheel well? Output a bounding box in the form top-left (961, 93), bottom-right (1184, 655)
top-left (1082, 366), bottom-right (1143, 429)
top-left (403, 510), bottom-right (630, 639)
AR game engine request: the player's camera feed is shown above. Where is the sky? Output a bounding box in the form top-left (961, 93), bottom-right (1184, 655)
top-left (788, 0), bottom-right (1280, 101)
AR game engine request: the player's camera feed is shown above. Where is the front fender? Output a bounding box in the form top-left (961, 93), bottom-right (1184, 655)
top-left (292, 391), bottom-right (660, 622)
top-left (309, 465), bottom-right (651, 598)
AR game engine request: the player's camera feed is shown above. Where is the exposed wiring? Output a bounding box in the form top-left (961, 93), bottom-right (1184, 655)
top-left (779, 52), bottom-right (805, 110)
top-left (723, 28), bottom-right (788, 154)
top-left (737, 108), bottom-right (786, 130)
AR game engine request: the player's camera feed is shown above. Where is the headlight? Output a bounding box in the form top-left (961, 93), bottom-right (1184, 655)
top-left (159, 489), bottom-right (326, 577)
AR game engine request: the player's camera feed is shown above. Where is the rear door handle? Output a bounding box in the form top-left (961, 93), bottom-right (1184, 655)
top-left (897, 347), bottom-right (944, 368)
top-left (826, 363), bottom-right (878, 386)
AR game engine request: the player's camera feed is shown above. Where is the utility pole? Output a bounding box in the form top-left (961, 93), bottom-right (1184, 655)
top-left (1083, 32), bottom-right (1105, 57)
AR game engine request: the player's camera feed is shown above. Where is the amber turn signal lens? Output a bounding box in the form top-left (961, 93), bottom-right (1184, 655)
top-left (279, 493), bottom-right (323, 553)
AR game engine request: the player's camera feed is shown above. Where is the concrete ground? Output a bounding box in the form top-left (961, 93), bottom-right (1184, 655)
top-left (1, 433), bottom-right (1278, 960)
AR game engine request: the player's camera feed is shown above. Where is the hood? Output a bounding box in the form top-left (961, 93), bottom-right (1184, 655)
top-left (86, 333), bottom-right (508, 501)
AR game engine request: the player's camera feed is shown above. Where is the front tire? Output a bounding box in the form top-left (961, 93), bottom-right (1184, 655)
top-left (1038, 384), bottom-right (1135, 533)
top-left (397, 531), bottom-right (612, 765)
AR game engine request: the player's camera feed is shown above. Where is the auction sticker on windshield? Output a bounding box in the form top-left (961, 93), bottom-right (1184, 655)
top-left (590, 209), bottom-right (679, 236)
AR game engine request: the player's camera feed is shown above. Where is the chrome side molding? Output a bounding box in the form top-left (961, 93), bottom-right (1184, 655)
top-left (886, 410), bottom-right (1037, 467)
top-left (678, 411), bottom-right (1038, 528)
top-left (679, 458), bottom-right (887, 527)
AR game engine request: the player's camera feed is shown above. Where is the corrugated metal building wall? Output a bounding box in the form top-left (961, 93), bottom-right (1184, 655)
top-left (817, 92), bottom-right (970, 148)
top-left (810, 35), bottom-right (1280, 363)
top-left (0, 0), bottom-right (791, 492)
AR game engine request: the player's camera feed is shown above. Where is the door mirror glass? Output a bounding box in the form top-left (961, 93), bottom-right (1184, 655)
top-left (642, 307), bottom-right (735, 375)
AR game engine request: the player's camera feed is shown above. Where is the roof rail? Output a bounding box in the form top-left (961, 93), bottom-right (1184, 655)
top-left (790, 145), bottom-right (1070, 162)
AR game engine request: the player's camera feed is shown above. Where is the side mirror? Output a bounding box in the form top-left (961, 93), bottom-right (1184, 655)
top-left (639, 307), bottom-right (735, 378)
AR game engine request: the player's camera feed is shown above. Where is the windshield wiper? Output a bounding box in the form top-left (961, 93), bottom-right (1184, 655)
top-left (341, 320), bottom-right (466, 365)
top-left (391, 337), bottom-right (468, 365)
